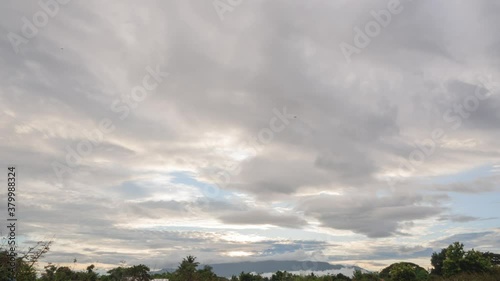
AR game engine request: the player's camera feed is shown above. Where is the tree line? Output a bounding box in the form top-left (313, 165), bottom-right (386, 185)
top-left (1, 241), bottom-right (499, 281)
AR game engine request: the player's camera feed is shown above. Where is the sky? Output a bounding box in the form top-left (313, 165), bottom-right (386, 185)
top-left (0, 0), bottom-right (499, 274)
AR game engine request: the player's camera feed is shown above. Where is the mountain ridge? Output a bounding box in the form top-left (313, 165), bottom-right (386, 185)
top-left (153, 260), bottom-right (367, 278)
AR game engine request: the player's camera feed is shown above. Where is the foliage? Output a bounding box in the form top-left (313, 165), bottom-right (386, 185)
top-left (352, 270), bottom-right (380, 281)
top-left (461, 249), bottom-right (492, 274)
top-left (431, 249), bottom-right (446, 276)
top-left (239, 271), bottom-right (265, 281)
top-left (271, 270), bottom-right (294, 281)
top-left (106, 264), bottom-right (151, 281)
top-left (442, 242), bottom-right (465, 276)
top-left (198, 265), bottom-right (219, 281)
top-left (482, 252), bottom-right (500, 266)
top-left (389, 263), bottom-right (417, 281)
top-left (428, 266), bottom-right (500, 281)
top-left (40, 262), bottom-right (100, 281)
top-left (172, 255), bottom-right (200, 281)
top-left (430, 242), bottom-right (493, 277)
top-left (380, 262), bottom-right (428, 281)
top-left (415, 268), bottom-right (430, 281)
top-left (0, 240), bottom-right (52, 281)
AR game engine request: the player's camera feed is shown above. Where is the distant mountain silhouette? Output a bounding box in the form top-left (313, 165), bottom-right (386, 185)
top-left (154, 260), bottom-right (367, 278)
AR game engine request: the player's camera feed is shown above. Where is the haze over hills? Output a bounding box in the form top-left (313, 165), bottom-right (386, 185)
top-left (154, 260), bottom-right (367, 278)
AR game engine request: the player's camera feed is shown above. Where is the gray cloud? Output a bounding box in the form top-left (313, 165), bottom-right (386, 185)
top-left (431, 230), bottom-right (500, 252)
top-left (298, 193), bottom-right (446, 238)
top-left (1, 0), bottom-right (500, 271)
top-left (429, 177), bottom-right (499, 193)
top-left (438, 215), bottom-right (481, 223)
top-left (218, 210), bottom-right (308, 229)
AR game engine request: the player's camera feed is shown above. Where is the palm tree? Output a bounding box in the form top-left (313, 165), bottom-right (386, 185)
top-left (175, 255), bottom-right (199, 281)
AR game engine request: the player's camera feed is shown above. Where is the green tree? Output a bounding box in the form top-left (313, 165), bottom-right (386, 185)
top-left (54, 266), bottom-right (75, 280)
top-left (128, 264), bottom-right (151, 281)
top-left (414, 269), bottom-right (429, 281)
top-left (430, 248), bottom-right (446, 275)
top-left (107, 266), bottom-right (127, 281)
top-left (107, 264), bottom-right (150, 281)
top-left (0, 251), bottom-right (39, 281)
top-left (389, 263), bottom-right (416, 281)
top-left (239, 271), bottom-right (264, 281)
top-left (86, 264), bottom-right (99, 281)
top-left (73, 264), bottom-right (99, 281)
top-left (198, 265), bottom-right (218, 281)
top-left (40, 263), bottom-right (57, 281)
top-left (334, 273), bottom-right (351, 281)
top-left (151, 271), bottom-right (176, 280)
top-left (0, 240), bottom-right (52, 281)
top-left (0, 250), bottom-right (16, 281)
top-left (271, 270), bottom-right (293, 281)
top-left (443, 242), bottom-right (465, 276)
top-left (352, 269), bottom-right (379, 281)
top-left (461, 249), bottom-right (491, 274)
top-left (380, 262), bottom-right (427, 281)
top-left (432, 241), bottom-right (493, 277)
top-left (353, 269), bottom-right (363, 280)
top-left (175, 255), bottom-right (200, 281)
top-left (482, 251), bottom-right (500, 266)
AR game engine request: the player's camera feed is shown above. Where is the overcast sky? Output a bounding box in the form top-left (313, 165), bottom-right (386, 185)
top-left (1, 0), bottom-right (499, 273)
